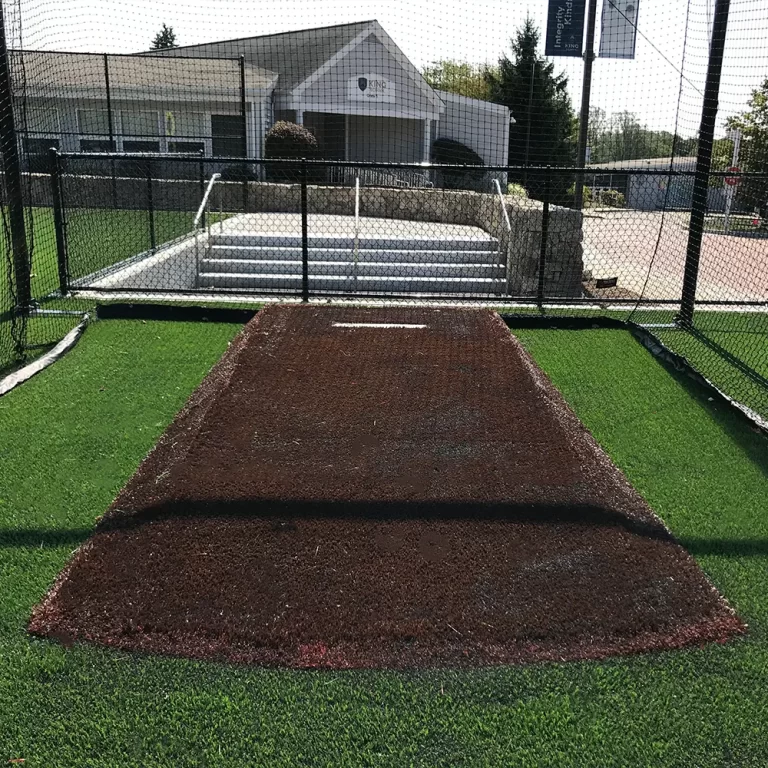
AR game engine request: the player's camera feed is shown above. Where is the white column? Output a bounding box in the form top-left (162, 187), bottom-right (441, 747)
top-left (422, 118), bottom-right (432, 163)
top-left (295, 110), bottom-right (304, 125)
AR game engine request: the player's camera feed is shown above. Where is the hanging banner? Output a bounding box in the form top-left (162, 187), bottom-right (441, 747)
top-left (599, 0), bottom-right (640, 59)
top-left (545, 0), bottom-right (586, 57)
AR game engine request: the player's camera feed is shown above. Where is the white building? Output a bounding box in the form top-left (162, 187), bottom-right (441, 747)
top-left (15, 20), bottom-right (511, 186)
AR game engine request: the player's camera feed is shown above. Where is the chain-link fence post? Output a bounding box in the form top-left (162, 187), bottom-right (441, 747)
top-left (537, 167), bottom-right (551, 309)
top-left (147, 157), bottom-right (156, 252)
top-left (49, 148), bottom-right (68, 295)
top-left (301, 157), bottom-right (309, 303)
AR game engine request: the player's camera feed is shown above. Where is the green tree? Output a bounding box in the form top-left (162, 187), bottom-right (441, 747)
top-left (422, 60), bottom-right (495, 101)
top-left (727, 77), bottom-right (768, 217)
top-left (151, 24), bottom-right (177, 50)
top-left (484, 18), bottom-right (576, 201)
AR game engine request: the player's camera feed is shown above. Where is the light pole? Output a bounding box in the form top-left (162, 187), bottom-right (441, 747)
top-left (574, 0), bottom-right (599, 210)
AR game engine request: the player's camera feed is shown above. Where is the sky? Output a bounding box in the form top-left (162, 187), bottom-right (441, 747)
top-left (10, 0), bottom-right (768, 136)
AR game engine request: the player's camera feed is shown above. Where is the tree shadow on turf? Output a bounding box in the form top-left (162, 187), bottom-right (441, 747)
top-left (95, 499), bottom-right (676, 543)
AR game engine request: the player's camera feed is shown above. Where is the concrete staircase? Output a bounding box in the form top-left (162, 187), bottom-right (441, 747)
top-left (197, 231), bottom-right (505, 294)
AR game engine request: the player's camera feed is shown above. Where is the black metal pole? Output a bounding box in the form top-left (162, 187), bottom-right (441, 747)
top-left (239, 55), bottom-right (248, 212)
top-left (574, 0), bottom-right (599, 210)
top-left (147, 158), bottom-right (156, 252)
top-left (0, 1), bottom-right (30, 326)
top-left (538, 167), bottom-right (551, 308)
top-left (50, 148), bottom-right (68, 295)
top-left (103, 53), bottom-right (117, 205)
top-left (679, 0), bottom-right (731, 327)
top-left (301, 157), bottom-right (309, 302)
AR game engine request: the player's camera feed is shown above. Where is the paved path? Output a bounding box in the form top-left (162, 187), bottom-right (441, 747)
top-left (583, 211), bottom-right (768, 302)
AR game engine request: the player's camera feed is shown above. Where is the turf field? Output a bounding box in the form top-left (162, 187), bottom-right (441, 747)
top-left (1, 315), bottom-right (767, 766)
top-left (28, 307), bottom-right (742, 668)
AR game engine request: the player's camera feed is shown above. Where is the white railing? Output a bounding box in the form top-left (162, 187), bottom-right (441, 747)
top-left (353, 176), bottom-right (360, 279)
top-left (194, 172), bottom-right (221, 288)
top-left (493, 178), bottom-right (513, 294)
top-left (194, 172), bottom-right (222, 230)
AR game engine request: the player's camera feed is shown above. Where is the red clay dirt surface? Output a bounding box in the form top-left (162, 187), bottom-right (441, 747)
top-left (29, 305), bottom-right (744, 668)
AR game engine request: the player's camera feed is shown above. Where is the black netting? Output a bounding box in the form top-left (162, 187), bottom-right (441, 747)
top-left (0, 0), bottom-right (765, 422)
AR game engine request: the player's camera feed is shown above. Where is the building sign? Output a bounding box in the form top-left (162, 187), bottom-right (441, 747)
top-left (347, 75), bottom-right (396, 103)
top-left (545, 0), bottom-right (586, 57)
top-left (599, 0), bottom-right (639, 59)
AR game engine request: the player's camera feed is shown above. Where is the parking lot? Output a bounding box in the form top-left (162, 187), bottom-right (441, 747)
top-left (583, 210), bottom-right (768, 303)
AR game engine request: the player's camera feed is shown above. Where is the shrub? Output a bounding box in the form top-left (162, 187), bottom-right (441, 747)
top-left (566, 182), bottom-right (593, 205)
top-left (264, 121), bottom-right (322, 183)
top-left (599, 189), bottom-right (626, 208)
top-left (431, 138), bottom-right (487, 191)
top-left (507, 182), bottom-right (528, 198)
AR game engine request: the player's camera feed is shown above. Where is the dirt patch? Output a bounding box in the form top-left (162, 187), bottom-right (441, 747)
top-left (29, 306), bottom-right (744, 668)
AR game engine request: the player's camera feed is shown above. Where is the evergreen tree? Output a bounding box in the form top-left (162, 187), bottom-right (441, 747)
top-left (151, 24), bottom-right (177, 50)
top-left (485, 18), bottom-right (576, 200)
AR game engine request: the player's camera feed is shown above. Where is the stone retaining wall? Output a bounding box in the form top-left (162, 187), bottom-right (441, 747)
top-left (17, 173), bottom-right (584, 296)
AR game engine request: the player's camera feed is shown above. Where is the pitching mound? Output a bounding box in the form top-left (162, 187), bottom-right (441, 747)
top-left (29, 306), bottom-right (743, 668)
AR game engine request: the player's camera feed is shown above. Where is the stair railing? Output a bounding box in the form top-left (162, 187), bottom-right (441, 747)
top-left (194, 172), bottom-right (221, 288)
top-left (493, 178), bottom-right (513, 294)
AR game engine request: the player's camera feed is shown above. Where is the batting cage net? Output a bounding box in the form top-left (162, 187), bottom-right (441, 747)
top-left (0, 0), bottom-right (766, 422)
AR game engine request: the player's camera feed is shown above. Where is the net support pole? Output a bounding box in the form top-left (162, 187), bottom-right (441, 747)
top-left (0, 1), bottom-right (30, 324)
top-left (300, 157), bottom-right (309, 303)
top-left (679, 0), bottom-right (731, 327)
top-left (538, 167), bottom-right (551, 308)
top-left (103, 53), bottom-right (117, 206)
top-left (574, 0), bottom-right (599, 210)
top-left (239, 55), bottom-right (248, 212)
top-left (49, 148), bottom-right (68, 295)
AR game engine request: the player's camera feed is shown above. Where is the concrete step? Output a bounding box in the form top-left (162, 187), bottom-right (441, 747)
top-left (197, 272), bottom-right (506, 294)
top-left (209, 245), bottom-right (502, 264)
top-left (199, 258), bottom-right (506, 279)
top-left (210, 232), bottom-right (498, 252)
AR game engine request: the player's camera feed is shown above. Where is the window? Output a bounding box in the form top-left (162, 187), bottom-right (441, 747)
top-left (168, 141), bottom-right (205, 154)
top-left (123, 140), bottom-right (160, 152)
top-left (77, 109), bottom-right (111, 135)
top-left (164, 111), bottom-right (207, 139)
top-left (211, 114), bottom-right (246, 157)
top-left (121, 111), bottom-right (159, 139)
top-left (79, 138), bottom-right (115, 151)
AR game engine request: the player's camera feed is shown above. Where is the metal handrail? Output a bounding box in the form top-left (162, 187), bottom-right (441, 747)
top-left (493, 178), bottom-right (512, 232)
top-left (194, 172), bottom-right (221, 288)
top-left (493, 178), bottom-right (514, 295)
top-left (353, 176), bottom-right (360, 278)
top-left (194, 172), bottom-right (221, 231)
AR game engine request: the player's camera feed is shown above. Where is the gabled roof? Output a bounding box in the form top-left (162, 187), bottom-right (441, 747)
top-left (12, 50), bottom-right (277, 97)
top-left (148, 20), bottom-right (377, 91)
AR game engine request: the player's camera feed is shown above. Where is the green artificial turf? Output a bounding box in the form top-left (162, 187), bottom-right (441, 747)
top-left (1, 318), bottom-right (768, 766)
top-left (21, 206), bottom-right (195, 300)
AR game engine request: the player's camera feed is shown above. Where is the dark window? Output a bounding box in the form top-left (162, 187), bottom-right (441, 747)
top-left (23, 137), bottom-right (59, 173)
top-left (168, 141), bottom-right (205, 154)
top-left (123, 140), bottom-right (160, 152)
top-left (79, 138), bottom-right (116, 152)
top-left (211, 114), bottom-right (246, 157)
